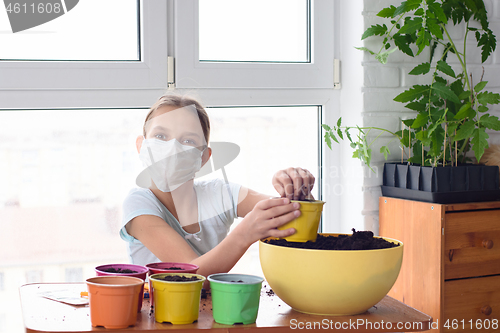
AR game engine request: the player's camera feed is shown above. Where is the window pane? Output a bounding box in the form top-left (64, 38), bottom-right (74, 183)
top-left (0, 0), bottom-right (139, 61)
top-left (0, 108), bottom-right (146, 333)
top-left (199, 0), bottom-right (309, 63)
top-left (202, 106), bottom-right (320, 275)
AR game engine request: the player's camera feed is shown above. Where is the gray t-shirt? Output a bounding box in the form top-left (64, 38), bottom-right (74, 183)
top-left (120, 179), bottom-right (241, 265)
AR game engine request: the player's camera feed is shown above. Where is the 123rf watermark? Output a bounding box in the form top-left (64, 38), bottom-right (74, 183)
top-left (290, 318), bottom-right (499, 330)
top-left (290, 319), bottom-right (424, 331)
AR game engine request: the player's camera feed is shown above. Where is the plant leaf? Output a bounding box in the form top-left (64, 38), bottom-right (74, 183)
top-left (337, 117), bottom-right (342, 127)
top-left (375, 48), bottom-right (397, 64)
top-left (405, 101), bottom-right (427, 111)
top-left (321, 124), bottom-right (331, 131)
top-left (394, 85), bottom-right (429, 103)
top-left (429, 2), bottom-right (447, 24)
top-left (477, 91), bottom-right (500, 105)
top-left (474, 81), bottom-right (488, 92)
top-left (436, 60), bottom-right (456, 78)
top-left (398, 17), bottom-right (423, 34)
top-left (394, 0), bottom-right (423, 16)
top-left (432, 81), bottom-right (460, 103)
top-left (459, 90), bottom-right (471, 100)
top-left (411, 113), bottom-right (428, 128)
top-left (324, 132), bottom-right (332, 149)
top-left (471, 127), bottom-right (489, 162)
top-left (455, 120), bottom-right (475, 141)
top-left (337, 128), bottom-right (344, 140)
top-left (402, 118), bottom-right (415, 127)
top-left (393, 34), bottom-right (414, 57)
top-left (478, 105), bottom-right (489, 113)
top-left (409, 62), bottom-right (431, 75)
top-left (416, 130), bottom-right (432, 146)
top-left (345, 129), bottom-right (352, 143)
top-left (362, 24), bottom-right (387, 40)
top-left (416, 29), bottom-right (431, 55)
top-left (453, 103), bottom-right (473, 120)
top-left (427, 18), bottom-right (443, 39)
top-left (480, 114), bottom-right (500, 131)
top-left (355, 46), bottom-right (375, 55)
top-left (380, 146), bottom-right (391, 160)
top-left (377, 5), bottom-right (397, 18)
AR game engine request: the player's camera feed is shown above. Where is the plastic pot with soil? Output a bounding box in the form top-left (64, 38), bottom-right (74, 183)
top-left (86, 276), bottom-right (144, 329)
top-left (277, 200), bottom-right (325, 242)
top-left (95, 264), bottom-right (148, 312)
top-left (207, 273), bottom-right (264, 325)
top-left (149, 273), bottom-right (206, 324)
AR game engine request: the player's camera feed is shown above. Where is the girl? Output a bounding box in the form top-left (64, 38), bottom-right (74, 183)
top-left (120, 94), bottom-right (315, 278)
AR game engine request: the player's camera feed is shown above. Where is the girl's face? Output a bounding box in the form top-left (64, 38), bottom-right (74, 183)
top-left (144, 105), bottom-right (207, 150)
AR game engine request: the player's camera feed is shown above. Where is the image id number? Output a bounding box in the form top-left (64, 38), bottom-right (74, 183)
top-left (6, 2), bottom-right (62, 14)
top-left (444, 319), bottom-right (499, 330)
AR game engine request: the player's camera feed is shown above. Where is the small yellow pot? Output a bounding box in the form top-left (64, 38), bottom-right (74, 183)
top-left (277, 200), bottom-right (325, 242)
top-left (149, 273), bottom-right (206, 325)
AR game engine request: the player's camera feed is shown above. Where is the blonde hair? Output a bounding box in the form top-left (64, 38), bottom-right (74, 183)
top-left (143, 94), bottom-right (210, 143)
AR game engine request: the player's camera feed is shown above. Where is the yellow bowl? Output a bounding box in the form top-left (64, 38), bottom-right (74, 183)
top-left (259, 233), bottom-right (403, 315)
top-left (277, 200), bottom-right (325, 242)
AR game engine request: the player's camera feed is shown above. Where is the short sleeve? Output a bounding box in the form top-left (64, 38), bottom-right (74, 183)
top-left (195, 179), bottom-right (241, 227)
top-left (120, 189), bottom-right (164, 242)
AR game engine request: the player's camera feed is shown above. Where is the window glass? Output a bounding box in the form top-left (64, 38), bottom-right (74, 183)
top-left (0, 109), bottom-right (146, 333)
top-left (199, 0), bottom-right (309, 63)
top-left (0, 0), bottom-right (139, 61)
top-left (202, 106), bottom-right (320, 275)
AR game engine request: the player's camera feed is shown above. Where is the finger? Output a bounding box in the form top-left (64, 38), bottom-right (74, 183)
top-left (263, 201), bottom-right (300, 220)
top-left (289, 168), bottom-right (303, 200)
top-left (305, 169), bottom-right (315, 190)
top-left (268, 227), bottom-right (296, 238)
top-left (255, 197), bottom-right (290, 211)
top-left (280, 171), bottom-right (295, 199)
top-left (269, 209), bottom-right (301, 229)
top-left (296, 168), bottom-right (310, 199)
top-left (272, 171), bottom-right (286, 197)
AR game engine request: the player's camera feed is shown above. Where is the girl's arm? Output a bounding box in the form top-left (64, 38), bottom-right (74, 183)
top-left (125, 197), bottom-right (299, 278)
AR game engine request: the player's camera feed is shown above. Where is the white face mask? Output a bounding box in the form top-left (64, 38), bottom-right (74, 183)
top-left (138, 138), bottom-right (204, 192)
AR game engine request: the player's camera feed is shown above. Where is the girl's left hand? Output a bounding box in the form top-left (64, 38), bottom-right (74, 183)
top-left (272, 167), bottom-right (315, 200)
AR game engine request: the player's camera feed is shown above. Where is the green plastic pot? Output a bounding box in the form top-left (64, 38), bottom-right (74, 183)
top-left (207, 273), bottom-right (264, 325)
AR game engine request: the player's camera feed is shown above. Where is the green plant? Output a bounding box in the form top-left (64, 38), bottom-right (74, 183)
top-left (323, 0), bottom-right (500, 168)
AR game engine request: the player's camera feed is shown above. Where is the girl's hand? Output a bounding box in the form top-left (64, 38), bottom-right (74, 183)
top-left (272, 167), bottom-right (315, 200)
top-left (235, 197), bottom-right (300, 246)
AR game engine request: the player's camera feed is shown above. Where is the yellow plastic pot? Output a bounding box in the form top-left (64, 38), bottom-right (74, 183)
top-left (86, 276), bottom-right (144, 329)
top-left (259, 233), bottom-right (403, 315)
top-left (277, 200), bottom-right (325, 242)
top-left (149, 273), bottom-right (206, 324)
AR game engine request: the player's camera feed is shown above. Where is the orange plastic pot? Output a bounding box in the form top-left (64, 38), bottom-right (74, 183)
top-left (95, 263), bottom-right (148, 313)
top-left (86, 276), bottom-right (144, 329)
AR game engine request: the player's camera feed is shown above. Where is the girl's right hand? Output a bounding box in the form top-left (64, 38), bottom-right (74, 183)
top-left (235, 197), bottom-right (300, 246)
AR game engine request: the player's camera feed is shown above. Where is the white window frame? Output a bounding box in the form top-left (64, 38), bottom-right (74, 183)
top-left (174, 0), bottom-right (336, 89)
top-left (0, 0), bottom-right (342, 230)
top-left (172, 0), bottom-right (342, 230)
top-left (0, 0), bottom-right (169, 109)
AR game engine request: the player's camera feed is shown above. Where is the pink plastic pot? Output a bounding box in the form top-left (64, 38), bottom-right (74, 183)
top-left (145, 262), bottom-right (199, 305)
top-left (95, 264), bottom-right (149, 312)
top-left (145, 262), bottom-right (199, 275)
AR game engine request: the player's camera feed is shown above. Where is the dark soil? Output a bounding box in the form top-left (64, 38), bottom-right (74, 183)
top-left (264, 229), bottom-right (399, 250)
top-left (230, 280), bottom-right (244, 283)
top-left (157, 275), bottom-right (200, 282)
top-left (102, 268), bottom-right (138, 273)
top-left (266, 289), bottom-right (275, 296)
top-left (163, 267), bottom-right (183, 270)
